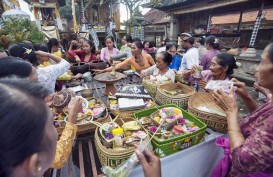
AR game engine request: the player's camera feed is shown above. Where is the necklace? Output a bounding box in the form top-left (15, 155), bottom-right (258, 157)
top-left (135, 55), bottom-right (145, 66)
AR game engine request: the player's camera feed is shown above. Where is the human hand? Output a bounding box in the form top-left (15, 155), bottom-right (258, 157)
top-left (254, 82), bottom-right (267, 93)
top-left (199, 80), bottom-right (207, 90)
top-left (212, 88), bottom-right (238, 116)
top-left (96, 54), bottom-right (101, 60)
top-left (75, 55), bottom-right (81, 64)
top-left (183, 70), bottom-right (192, 77)
top-left (93, 69), bottom-right (104, 75)
top-left (231, 78), bottom-right (249, 98)
top-left (140, 71), bottom-right (147, 78)
top-left (71, 40), bottom-right (78, 45)
top-left (67, 97), bottom-right (83, 124)
top-left (254, 83), bottom-right (272, 102)
top-left (136, 149), bottom-right (161, 177)
top-left (190, 67), bottom-right (196, 75)
top-left (44, 93), bottom-right (56, 107)
top-left (73, 73), bottom-right (83, 79)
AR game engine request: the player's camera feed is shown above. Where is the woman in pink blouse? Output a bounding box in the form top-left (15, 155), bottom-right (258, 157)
top-left (143, 41), bottom-right (156, 54)
top-left (200, 35), bottom-right (220, 70)
top-left (212, 43), bottom-right (273, 177)
top-left (191, 53), bottom-right (238, 91)
top-left (68, 40), bottom-right (97, 63)
top-left (100, 36), bottom-right (119, 64)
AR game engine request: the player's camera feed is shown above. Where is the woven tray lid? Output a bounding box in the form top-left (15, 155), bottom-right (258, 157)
top-left (157, 83), bottom-right (195, 98)
top-left (188, 92), bottom-right (226, 117)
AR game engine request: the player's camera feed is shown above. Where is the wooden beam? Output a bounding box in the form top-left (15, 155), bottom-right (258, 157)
top-left (237, 11), bottom-right (243, 33)
top-left (174, 0), bottom-right (249, 15)
top-left (88, 140), bottom-right (98, 177)
top-left (78, 141), bottom-right (85, 177)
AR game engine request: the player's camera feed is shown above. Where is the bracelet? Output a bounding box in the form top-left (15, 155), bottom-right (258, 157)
top-left (228, 129), bottom-right (242, 133)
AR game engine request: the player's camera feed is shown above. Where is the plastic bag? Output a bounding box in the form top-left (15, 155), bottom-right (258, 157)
top-left (101, 143), bottom-right (146, 177)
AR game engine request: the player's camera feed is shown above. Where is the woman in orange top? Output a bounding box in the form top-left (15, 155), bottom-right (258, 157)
top-left (95, 41), bottom-right (155, 74)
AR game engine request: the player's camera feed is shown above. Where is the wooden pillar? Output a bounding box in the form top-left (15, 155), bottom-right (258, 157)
top-left (164, 24), bottom-right (168, 39)
top-left (72, 0), bottom-right (79, 33)
top-left (170, 14), bottom-right (179, 41)
top-left (206, 12), bottom-right (211, 33)
top-left (237, 11), bottom-right (243, 33)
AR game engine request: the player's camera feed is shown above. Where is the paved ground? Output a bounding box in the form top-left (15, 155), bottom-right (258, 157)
top-left (237, 86), bottom-right (264, 119)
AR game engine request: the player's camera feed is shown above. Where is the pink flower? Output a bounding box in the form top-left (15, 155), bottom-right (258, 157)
top-left (179, 118), bottom-right (186, 125)
top-left (149, 126), bottom-right (157, 133)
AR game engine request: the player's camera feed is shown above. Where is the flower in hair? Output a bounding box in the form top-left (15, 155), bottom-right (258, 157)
top-left (214, 38), bottom-right (219, 44)
top-left (23, 47), bottom-right (32, 55)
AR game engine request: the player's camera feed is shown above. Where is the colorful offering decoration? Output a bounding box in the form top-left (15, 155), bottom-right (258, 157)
top-left (134, 105), bottom-right (207, 158)
top-left (99, 120), bottom-right (148, 150)
top-left (139, 107), bottom-right (200, 142)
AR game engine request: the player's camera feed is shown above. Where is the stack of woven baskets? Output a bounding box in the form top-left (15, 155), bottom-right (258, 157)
top-left (188, 92), bottom-right (227, 133)
top-left (155, 83), bottom-right (195, 109)
top-left (142, 77), bottom-right (173, 97)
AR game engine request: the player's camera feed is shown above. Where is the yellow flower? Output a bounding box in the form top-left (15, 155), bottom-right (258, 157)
top-left (154, 117), bottom-right (161, 123)
top-left (184, 137), bottom-right (191, 143)
top-left (174, 108), bottom-right (182, 115)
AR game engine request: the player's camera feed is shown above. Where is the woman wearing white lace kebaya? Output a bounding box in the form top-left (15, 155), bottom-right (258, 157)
top-left (9, 42), bottom-right (70, 93)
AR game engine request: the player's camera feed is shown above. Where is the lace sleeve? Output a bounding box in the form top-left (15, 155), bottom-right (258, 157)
top-left (51, 122), bottom-right (78, 169)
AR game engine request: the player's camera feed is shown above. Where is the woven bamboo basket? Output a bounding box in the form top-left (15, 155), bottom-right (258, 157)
top-left (175, 73), bottom-right (184, 83)
top-left (76, 97), bottom-right (109, 135)
top-left (155, 83), bottom-right (195, 109)
top-left (188, 93), bottom-right (227, 133)
top-left (142, 77), bottom-right (173, 97)
top-left (109, 98), bottom-right (157, 119)
top-left (94, 117), bottom-right (152, 168)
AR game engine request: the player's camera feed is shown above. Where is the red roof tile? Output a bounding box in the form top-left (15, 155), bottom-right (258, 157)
top-left (212, 8), bottom-right (273, 25)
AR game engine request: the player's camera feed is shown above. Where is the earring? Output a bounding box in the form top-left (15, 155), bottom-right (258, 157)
top-left (37, 166), bottom-right (42, 172)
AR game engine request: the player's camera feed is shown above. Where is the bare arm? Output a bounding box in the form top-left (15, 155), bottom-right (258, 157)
top-left (36, 51), bottom-right (62, 63)
top-left (147, 54), bottom-right (155, 66)
top-left (231, 78), bottom-right (258, 112)
top-left (102, 59), bottom-right (131, 72)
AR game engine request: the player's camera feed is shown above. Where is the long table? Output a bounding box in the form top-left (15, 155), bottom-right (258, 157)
top-left (47, 74), bottom-right (224, 177)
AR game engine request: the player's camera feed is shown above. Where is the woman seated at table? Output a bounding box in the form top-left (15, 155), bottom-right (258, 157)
top-left (191, 53), bottom-right (238, 91)
top-left (68, 39), bottom-right (97, 63)
top-left (143, 41), bottom-right (156, 54)
top-left (0, 78), bottom-right (83, 175)
top-left (110, 34), bottom-right (133, 60)
top-left (140, 52), bottom-right (175, 82)
top-left (9, 42), bottom-right (70, 94)
top-left (212, 43), bottom-right (273, 176)
top-left (99, 36), bottom-right (119, 64)
top-left (95, 41), bottom-right (155, 74)
top-left (166, 44), bottom-right (181, 71)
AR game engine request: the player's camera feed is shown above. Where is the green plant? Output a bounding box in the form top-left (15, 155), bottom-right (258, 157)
top-left (0, 18), bottom-right (45, 49)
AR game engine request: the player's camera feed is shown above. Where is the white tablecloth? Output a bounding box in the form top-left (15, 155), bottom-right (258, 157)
top-left (130, 131), bottom-right (225, 177)
top-left (59, 131), bottom-right (225, 177)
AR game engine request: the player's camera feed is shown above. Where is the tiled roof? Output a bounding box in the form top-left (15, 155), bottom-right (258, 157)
top-left (212, 8), bottom-right (273, 25)
top-left (143, 9), bottom-right (170, 25)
